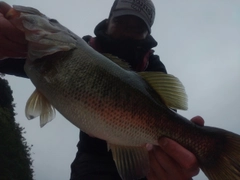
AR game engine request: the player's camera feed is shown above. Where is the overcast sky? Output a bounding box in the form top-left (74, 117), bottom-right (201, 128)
top-left (4, 0), bottom-right (240, 180)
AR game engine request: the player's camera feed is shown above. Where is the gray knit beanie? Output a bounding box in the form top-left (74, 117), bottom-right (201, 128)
top-left (109, 0), bottom-right (155, 33)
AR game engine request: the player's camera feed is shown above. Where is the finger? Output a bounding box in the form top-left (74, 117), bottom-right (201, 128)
top-left (0, 49), bottom-right (27, 60)
top-left (0, 35), bottom-right (27, 52)
top-left (0, 13), bottom-right (27, 44)
top-left (152, 146), bottom-right (184, 178)
top-left (146, 143), bottom-right (154, 151)
top-left (191, 116), bottom-right (204, 126)
top-left (148, 148), bottom-right (167, 179)
top-left (0, 2), bottom-right (11, 15)
top-left (146, 167), bottom-right (160, 180)
top-left (159, 138), bottom-right (200, 177)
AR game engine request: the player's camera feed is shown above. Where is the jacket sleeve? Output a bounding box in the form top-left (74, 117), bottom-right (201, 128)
top-left (0, 36), bottom-right (93, 79)
top-left (0, 58), bottom-right (28, 78)
top-left (82, 35), bottom-right (92, 43)
top-left (146, 54), bottom-right (167, 73)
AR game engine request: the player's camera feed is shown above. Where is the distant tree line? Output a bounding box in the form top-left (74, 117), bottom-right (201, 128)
top-left (0, 77), bottom-right (34, 180)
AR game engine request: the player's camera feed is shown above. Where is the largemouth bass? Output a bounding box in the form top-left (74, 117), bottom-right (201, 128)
top-left (6, 5), bottom-right (240, 180)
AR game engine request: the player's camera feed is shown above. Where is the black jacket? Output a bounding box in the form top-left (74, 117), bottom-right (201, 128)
top-left (0, 19), bottom-right (167, 180)
top-left (71, 20), bottom-right (167, 180)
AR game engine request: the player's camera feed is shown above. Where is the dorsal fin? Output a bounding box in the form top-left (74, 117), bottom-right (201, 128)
top-left (103, 53), bottom-right (132, 70)
top-left (25, 89), bottom-right (56, 127)
top-left (139, 72), bottom-right (188, 110)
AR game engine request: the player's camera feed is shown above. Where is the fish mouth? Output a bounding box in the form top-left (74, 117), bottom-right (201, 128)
top-left (6, 7), bottom-right (21, 19)
top-left (7, 5), bottom-right (78, 60)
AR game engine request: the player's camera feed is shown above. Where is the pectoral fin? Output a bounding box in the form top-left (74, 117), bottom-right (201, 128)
top-left (25, 89), bottom-right (56, 127)
top-left (108, 143), bottom-right (149, 180)
top-left (139, 72), bottom-right (188, 110)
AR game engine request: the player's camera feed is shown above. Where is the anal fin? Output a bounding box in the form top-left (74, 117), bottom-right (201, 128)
top-left (25, 89), bottom-right (56, 127)
top-left (108, 143), bottom-right (149, 180)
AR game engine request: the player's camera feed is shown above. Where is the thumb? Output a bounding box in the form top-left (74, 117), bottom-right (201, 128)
top-left (0, 2), bottom-right (12, 17)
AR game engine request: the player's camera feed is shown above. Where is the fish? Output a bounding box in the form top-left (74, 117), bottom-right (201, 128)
top-left (6, 5), bottom-right (240, 180)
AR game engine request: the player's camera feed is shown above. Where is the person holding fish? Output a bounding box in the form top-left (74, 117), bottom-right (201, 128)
top-left (0, 0), bottom-right (204, 179)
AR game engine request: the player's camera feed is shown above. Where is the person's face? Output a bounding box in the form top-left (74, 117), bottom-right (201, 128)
top-left (106, 15), bottom-right (149, 40)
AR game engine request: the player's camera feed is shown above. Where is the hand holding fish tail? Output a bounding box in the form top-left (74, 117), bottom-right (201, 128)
top-left (0, 1), bottom-right (27, 60)
top-left (146, 116), bottom-right (204, 180)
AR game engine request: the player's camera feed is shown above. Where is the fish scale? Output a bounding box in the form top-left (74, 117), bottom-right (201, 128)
top-left (29, 49), bottom-right (158, 146)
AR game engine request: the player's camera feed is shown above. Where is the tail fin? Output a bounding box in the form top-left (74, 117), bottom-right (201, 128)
top-left (200, 128), bottom-right (240, 180)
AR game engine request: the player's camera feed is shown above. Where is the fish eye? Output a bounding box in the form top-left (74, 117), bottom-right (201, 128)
top-left (49, 19), bottom-right (58, 23)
